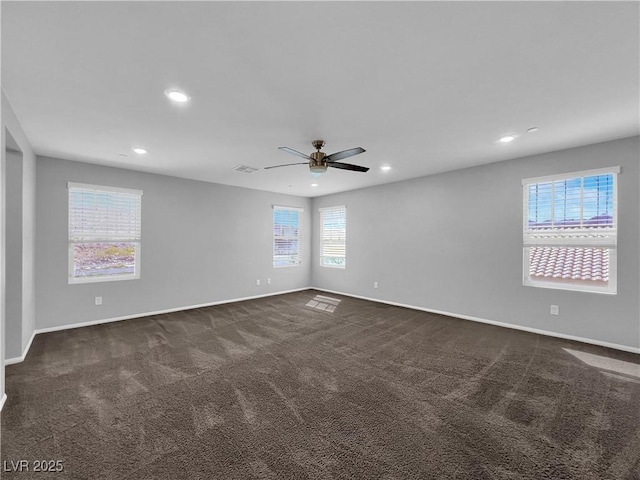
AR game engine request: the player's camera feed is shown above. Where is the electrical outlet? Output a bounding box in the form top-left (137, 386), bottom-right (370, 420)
top-left (256, 279), bottom-right (260, 286)
top-left (95, 296), bottom-right (102, 306)
top-left (550, 305), bottom-right (559, 315)
top-left (267, 278), bottom-right (272, 285)
top-left (373, 281), bottom-right (379, 289)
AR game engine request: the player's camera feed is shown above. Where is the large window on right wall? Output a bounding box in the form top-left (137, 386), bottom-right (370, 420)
top-left (522, 167), bottom-right (619, 294)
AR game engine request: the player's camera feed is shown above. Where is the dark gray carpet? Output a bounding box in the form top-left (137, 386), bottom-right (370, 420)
top-left (2, 290), bottom-right (640, 479)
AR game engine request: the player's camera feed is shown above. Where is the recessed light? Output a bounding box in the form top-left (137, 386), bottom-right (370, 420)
top-left (132, 147), bottom-right (147, 155)
top-left (164, 89), bottom-right (190, 103)
top-left (499, 135), bottom-right (516, 143)
top-left (380, 165), bottom-right (392, 171)
top-left (527, 127), bottom-right (539, 133)
top-left (311, 183), bottom-right (318, 187)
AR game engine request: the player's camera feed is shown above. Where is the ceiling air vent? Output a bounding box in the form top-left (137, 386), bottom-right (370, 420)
top-left (233, 165), bottom-right (259, 174)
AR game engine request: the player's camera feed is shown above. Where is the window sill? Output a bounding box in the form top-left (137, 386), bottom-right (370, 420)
top-left (523, 279), bottom-right (616, 295)
top-left (69, 274), bottom-right (140, 285)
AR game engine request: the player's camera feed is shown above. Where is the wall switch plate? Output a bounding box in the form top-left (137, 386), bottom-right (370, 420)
top-left (256, 279), bottom-right (260, 286)
top-left (267, 278), bottom-right (271, 285)
top-left (95, 296), bottom-right (102, 306)
top-left (374, 281), bottom-right (379, 289)
top-left (550, 305), bottom-right (559, 315)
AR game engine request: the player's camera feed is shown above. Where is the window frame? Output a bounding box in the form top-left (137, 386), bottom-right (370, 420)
top-left (68, 182), bottom-right (143, 284)
top-left (521, 167), bottom-right (619, 295)
top-left (319, 205), bottom-right (347, 269)
top-left (272, 205), bottom-right (303, 268)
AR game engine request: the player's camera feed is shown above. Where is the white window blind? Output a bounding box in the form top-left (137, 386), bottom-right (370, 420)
top-left (522, 167), bottom-right (619, 293)
top-left (68, 183), bottom-right (142, 283)
top-left (320, 205), bottom-right (346, 268)
top-left (69, 183), bottom-right (142, 242)
top-left (273, 206), bottom-right (302, 267)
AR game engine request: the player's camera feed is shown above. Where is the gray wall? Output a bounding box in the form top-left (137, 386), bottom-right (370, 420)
top-left (312, 136), bottom-right (640, 350)
top-left (1, 90), bottom-right (37, 404)
top-left (36, 157), bottom-right (312, 330)
top-left (6, 150), bottom-right (23, 359)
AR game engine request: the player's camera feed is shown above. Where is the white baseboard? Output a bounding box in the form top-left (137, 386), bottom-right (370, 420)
top-left (0, 393), bottom-right (6, 411)
top-left (6, 286), bottom-right (637, 368)
top-left (7, 287), bottom-right (311, 363)
top-left (312, 287), bottom-right (640, 354)
top-left (5, 329), bottom-right (37, 365)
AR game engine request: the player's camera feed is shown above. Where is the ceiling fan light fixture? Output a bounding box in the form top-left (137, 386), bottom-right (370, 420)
top-left (310, 164), bottom-right (327, 177)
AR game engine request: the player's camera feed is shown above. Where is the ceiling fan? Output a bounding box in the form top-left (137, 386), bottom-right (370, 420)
top-left (265, 140), bottom-right (368, 177)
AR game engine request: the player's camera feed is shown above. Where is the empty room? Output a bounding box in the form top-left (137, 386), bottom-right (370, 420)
top-left (1, 1), bottom-right (639, 479)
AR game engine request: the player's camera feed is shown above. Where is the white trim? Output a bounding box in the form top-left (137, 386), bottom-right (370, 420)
top-left (33, 288), bottom-right (310, 336)
top-left (9, 286), bottom-right (638, 368)
top-left (5, 288), bottom-right (310, 364)
top-left (273, 205), bottom-right (304, 212)
top-left (522, 167), bottom-right (618, 294)
top-left (273, 206), bottom-right (303, 268)
top-left (319, 204), bottom-right (346, 212)
top-left (521, 166), bottom-right (621, 185)
top-left (68, 182), bottom-right (143, 283)
top-left (5, 329), bottom-right (37, 365)
top-left (0, 394), bottom-right (7, 412)
top-left (67, 182), bottom-right (143, 196)
top-left (311, 287), bottom-right (640, 354)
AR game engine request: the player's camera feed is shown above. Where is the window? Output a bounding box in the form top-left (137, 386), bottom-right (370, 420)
top-left (522, 167), bottom-right (619, 294)
top-left (68, 182), bottom-right (142, 283)
top-left (273, 206), bottom-right (302, 267)
top-left (320, 205), bottom-right (346, 268)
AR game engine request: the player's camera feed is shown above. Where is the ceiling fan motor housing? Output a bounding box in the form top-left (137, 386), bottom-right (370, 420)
top-left (310, 151), bottom-right (326, 162)
top-left (310, 140), bottom-right (327, 173)
top-left (309, 151), bottom-right (328, 174)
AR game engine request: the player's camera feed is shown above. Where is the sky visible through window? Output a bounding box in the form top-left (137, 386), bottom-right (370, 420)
top-left (527, 174), bottom-right (614, 228)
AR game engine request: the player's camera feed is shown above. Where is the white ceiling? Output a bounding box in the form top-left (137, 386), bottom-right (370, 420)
top-left (2, 1), bottom-right (638, 197)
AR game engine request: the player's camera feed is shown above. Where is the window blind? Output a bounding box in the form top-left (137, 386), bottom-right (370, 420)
top-left (273, 206), bottom-right (302, 267)
top-left (523, 167), bottom-right (618, 248)
top-left (69, 183), bottom-right (142, 242)
top-left (320, 205), bottom-right (346, 268)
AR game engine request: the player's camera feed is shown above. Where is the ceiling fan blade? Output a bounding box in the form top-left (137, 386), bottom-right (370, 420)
top-left (264, 162), bottom-right (309, 170)
top-left (328, 162), bottom-right (369, 172)
top-left (278, 147), bottom-right (312, 160)
top-left (325, 147), bottom-right (365, 162)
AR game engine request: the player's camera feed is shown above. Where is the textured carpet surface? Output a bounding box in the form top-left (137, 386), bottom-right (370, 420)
top-left (2, 290), bottom-right (640, 479)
